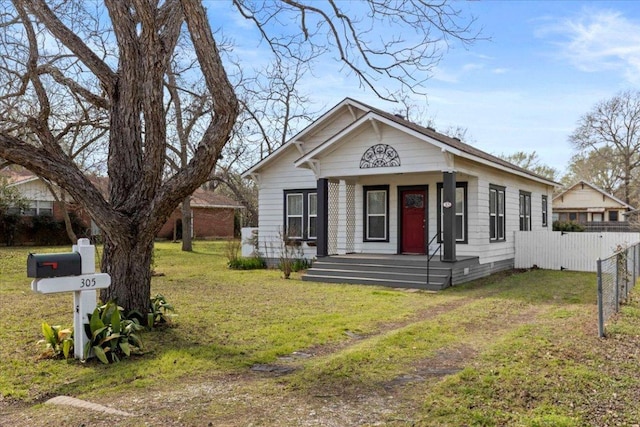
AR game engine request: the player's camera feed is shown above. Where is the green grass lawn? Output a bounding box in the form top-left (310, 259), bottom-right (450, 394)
top-left (1, 241), bottom-right (639, 426)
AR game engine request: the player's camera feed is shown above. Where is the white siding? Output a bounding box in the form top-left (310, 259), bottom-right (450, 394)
top-left (257, 147), bottom-right (318, 260)
top-left (301, 108), bottom-right (364, 153)
top-left (319, 126), bottom-right (448, 178)
top-left (13, 180), bottom-right (55, 201)
top-left (554, 184), bottom-right (626, 209)
top-left (455, 158), bottom-right (554, 264)
top-left (253, 106), bottom-right (556, 267)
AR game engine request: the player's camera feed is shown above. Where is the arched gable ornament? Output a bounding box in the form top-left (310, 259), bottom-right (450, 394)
top-left (359, 144), bottom-right (401, 169)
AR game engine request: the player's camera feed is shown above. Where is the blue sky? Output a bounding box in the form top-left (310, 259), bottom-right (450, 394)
top-left (207, 1), bottom-right (640, 175)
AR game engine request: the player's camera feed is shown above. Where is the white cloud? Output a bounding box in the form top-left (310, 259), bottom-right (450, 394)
top-left (538, 8), bottom-right (640, 84)
top-left (432, 62), bottom-right (486, 84)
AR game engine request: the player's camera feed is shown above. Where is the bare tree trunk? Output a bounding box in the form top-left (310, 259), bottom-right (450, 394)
top-left (181, 195), bottom-right (193, 251)
top-left (59, 192), bottom-right (78, 243)
top-left (101, 235), bottom-right (154, 317)
top-left (41, 178), bottom-right (78, 243)
top-left (173, 219), bottom-right (177, 242)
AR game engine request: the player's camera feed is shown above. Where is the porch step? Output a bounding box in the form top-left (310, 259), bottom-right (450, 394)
top-left (302, 258), bottom-right (452, 291)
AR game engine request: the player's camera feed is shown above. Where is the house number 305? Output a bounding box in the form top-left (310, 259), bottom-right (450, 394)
top-left (80, 278), bottom-right (97, 288)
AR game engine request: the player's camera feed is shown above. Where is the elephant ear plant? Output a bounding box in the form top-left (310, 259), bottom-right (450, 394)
top-left (85, 301), bottom-right (144, 364)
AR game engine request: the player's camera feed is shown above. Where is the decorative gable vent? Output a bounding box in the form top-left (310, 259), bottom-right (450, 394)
top-left (360, 144), bottom-right (400, 169)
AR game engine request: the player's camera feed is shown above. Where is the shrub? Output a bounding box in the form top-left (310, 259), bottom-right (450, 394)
top-left (85, 301), bottom-right (144, 364)
top-left (0, 213), bottom-right (21, 246)
top-left (279, 257), bottom-right (312, 273)
top-left (31, 215), bottom-right (62, 245)
top-left (552, 220), bottom-right (585, 232)
top-left (39, 322), bottom-right (73, 360)
top-left (228, 256), bottom-right (266, 270)
top-left (226, 232), bottom-right (266, 270)
top-left (225, 239), bottom-right (241, 264)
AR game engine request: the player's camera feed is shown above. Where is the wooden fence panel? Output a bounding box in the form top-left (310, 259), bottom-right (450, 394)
top-left (515, 231), bottom-right (640, 272)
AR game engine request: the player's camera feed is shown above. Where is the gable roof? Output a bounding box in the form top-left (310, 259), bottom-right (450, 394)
top-left (1, 166), bottom-right (40, 186)
top-left (243, 97), bottom-right (559, 187)
top-left (552, 180), bottom-right (634, 210)
top-left (242, 97), bottom-right (360, 177)
top-left (190, 187), bottom-right (244, 209)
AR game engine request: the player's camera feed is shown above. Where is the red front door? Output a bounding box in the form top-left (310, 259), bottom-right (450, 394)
top-left (401, 189), bottom-right (426, 254)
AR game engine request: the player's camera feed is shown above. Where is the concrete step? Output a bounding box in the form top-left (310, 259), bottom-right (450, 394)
top-left (303, 256), bottom-right (453, 290)
top-left (309, 260), bottom-right (450, 275)
top-left (304, 267), bottom-right (449, 284)
top-left (301, 273), bottom-right (449, 291)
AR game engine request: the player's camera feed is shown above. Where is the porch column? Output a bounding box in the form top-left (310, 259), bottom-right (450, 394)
top-left (316, 178), bottom-right (329, 257)
top-left (337, 180), bottom-right (347, 255)
top-left (442, 171), bottom-right (457, 262)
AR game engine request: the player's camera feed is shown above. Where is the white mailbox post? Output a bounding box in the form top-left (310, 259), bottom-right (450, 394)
top-left (29, 238), bottom-right (111, 360)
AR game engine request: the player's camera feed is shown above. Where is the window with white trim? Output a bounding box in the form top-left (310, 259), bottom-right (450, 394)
top-left (542, 195), bottom-right (548, 227)
top-left (490, 185), bottom-right (505, 241)
top-left (363, 185), bottom-right (389, 241)
top-left (20, 200), bottom-right (53, 217)
top-left (284, 189), bottom-right (317, 240)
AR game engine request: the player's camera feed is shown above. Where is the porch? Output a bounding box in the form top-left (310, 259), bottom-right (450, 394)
top-left (316, 171), bottom-right (460, 262)
top-left (302, 254), bottom-right (481, 291)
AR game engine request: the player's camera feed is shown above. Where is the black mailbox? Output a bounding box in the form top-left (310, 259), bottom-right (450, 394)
top-left (27, 252), bottom-right (82, 278)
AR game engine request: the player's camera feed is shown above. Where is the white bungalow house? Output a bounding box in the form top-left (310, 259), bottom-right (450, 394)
top-left (242, 98), bottom-right (557, 289)
top-left (552, 180), bottom-right (634, 231)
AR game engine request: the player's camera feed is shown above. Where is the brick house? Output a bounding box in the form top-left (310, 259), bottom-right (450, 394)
top-left (156, 188), bottom-right (244, 240)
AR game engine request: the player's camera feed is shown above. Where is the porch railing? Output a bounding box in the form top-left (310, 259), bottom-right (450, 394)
top-left (427, 234), bottom-right (442, 285)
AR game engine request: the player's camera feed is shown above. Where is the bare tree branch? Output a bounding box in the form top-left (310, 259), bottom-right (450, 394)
top-left (232, 0), bottom-right (483, 100)
top-left (26, 0), bottom-right (116, 92)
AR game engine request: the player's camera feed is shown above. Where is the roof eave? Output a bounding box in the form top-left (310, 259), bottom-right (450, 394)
top-left (552, 180), bottom-right (634, 209)
top-left (294, 112), bottom-right (557, 187)
top-left (242, 98), bottom-right (365, 178)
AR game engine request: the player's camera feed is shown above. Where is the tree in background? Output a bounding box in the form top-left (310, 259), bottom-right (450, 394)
top-left (498, 151), bottom-right (559, 181)
top-left (0, 0), bottom-right (480, 314)
top-left (570, 90), bottom-right (640, 205)
top-left (209, 59), bottom-right (321, 230)
top-left (561, 147), bottom-right (623, 196)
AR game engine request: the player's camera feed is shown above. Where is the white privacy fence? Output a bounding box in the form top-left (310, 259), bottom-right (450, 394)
top-left (515, 231), bottom-right (640, 272)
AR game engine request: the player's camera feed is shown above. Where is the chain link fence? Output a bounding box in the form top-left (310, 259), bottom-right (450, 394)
top-left (597, 243), bottom-right (640, 337)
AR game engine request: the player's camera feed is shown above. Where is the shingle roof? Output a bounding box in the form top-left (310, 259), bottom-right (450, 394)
top-left (244, 97), bottom-right (559, 187)
top-left (351, 98), bottom-right (558, 184)
top-left (1, 166), bottom-right (39, 185)
top-left (190, 187), bottom-right (244, 208)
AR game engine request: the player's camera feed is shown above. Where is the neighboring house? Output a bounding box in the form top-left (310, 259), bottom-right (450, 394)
top-left (1, 167), bottom-right (243, 243)
top-left (1, 168), bottom-right (91, 245)
top-left (552, 180), bottom-right (634, 231)
top-left (242, 98), bottom-right (557, 289)
top-left (156, 188), bottom-right (244, 240)
top-left (3, 168), bottom-right (63, 219)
